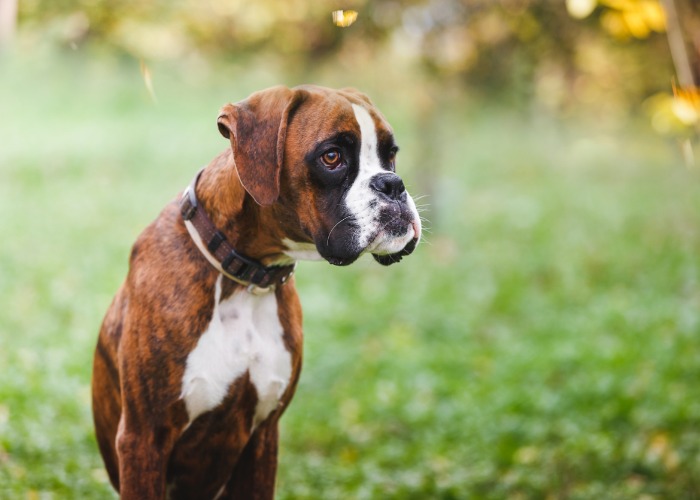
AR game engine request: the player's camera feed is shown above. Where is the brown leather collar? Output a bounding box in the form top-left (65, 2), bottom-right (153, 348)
top-left (179, 169), bottom-right (295, 293)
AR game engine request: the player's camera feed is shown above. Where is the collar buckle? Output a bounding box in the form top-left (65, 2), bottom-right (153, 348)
top-left (180, 188), bottom-right (197, 221)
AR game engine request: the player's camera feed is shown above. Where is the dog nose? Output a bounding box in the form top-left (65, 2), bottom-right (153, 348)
top-left (370, 173), bottom-right (406, 201)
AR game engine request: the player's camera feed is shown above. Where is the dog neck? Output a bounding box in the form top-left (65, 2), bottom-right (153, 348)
top-left (192, 150), bottom-right (296, 267)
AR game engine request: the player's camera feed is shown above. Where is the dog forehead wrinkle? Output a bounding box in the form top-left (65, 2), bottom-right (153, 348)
top-left (290, 87), bottom-right (357, 137)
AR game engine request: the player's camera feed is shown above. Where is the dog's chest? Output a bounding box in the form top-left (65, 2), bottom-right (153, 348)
top-left (180, 276), bottom-right (292, 430)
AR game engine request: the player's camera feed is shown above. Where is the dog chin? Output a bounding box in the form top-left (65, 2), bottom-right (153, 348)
top-left (366, 225), bottom-right (419, 266)
top-left (318, 243), bottom-right (362, 266)
top-left (324, 254), bottom-right (360, 266)
top-left (320, 224), bottom-right (419, 267)
top-left (323, 238), bottom-right (416, 267)
top-left (372, 237), bottom-right (418, 266)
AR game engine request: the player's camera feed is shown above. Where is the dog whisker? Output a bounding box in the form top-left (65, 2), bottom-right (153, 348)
top-left (325, 204), bottom-right (376, 246)
top-left (326, 214), bottom-right (354, 246)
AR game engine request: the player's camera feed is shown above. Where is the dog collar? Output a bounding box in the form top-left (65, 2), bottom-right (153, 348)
top-left (179, 169), bottom-right (295, 294)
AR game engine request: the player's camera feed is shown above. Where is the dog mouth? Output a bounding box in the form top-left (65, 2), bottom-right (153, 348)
top-left (323, 234), bottom-right (418, 267)
top-left (319, 206), bottom-right (421, 267)
top-left (367, 216), bottom-right (420, 266)
top-left (320, 228), bottom-right (418, 267)
top-left (372, 236), bottom-right (418, 266)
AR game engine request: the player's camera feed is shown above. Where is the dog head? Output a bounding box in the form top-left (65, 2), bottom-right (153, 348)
top-left (216, 85), bottom-right (421, 266)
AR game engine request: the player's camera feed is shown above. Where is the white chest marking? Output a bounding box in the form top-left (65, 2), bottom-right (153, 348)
top-left (180, 275), bottom-right (292, 430)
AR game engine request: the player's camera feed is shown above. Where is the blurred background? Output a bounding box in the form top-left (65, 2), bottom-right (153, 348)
top-left (1, 0), bottom-right (700, 498)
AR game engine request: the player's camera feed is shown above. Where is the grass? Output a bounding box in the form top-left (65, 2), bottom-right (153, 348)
top-left (1, 50), bottom-right (699, 499)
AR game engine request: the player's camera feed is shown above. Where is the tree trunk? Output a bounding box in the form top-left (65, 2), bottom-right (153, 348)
top-left (0, 0), bottom-right (17, 48)
top-left (660, 0), bottom-right (700, 86)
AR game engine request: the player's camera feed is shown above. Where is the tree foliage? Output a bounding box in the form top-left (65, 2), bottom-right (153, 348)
top-left (18, 0), bottom-right (674, 107)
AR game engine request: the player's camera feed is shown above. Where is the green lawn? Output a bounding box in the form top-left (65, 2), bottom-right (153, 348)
top-left (1, 51), bottom-right (699, 499)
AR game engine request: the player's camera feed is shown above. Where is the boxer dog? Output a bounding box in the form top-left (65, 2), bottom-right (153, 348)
top-left (92, 85), bottom-right (421, 499)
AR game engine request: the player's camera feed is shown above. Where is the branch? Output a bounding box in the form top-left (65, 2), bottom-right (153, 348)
top-left (660, 0), bottom-right (698, 87)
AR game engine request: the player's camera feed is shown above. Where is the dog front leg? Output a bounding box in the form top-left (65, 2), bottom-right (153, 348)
top-left (221, 418), bottom-right (281, 500)
top-left (116, 416), bottom-right (177, 500)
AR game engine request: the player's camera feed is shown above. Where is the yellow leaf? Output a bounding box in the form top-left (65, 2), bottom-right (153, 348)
top-left (140, 60), bottom-right (157, 104)
top-left (640, 0), bottom-right (666, 32)
top-left (623, 9), bottom-right (651, 38)
top-left (600, 0), bottom-right (636, 11)
top-left (601, 11), bottom-right (630, 39)
top-left (672, 84), bottom-right (700, 125)
top-left (332, 10), bottom-right (358, 28)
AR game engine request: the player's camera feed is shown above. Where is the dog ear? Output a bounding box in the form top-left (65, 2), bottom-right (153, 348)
top-left (217, 86), bottom-right (307, 206)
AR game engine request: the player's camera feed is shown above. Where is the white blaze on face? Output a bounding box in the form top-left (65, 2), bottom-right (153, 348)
top-left (345, 104), bottom-right (390, 249)
top-left (344, 103), bottom-right (421, 253)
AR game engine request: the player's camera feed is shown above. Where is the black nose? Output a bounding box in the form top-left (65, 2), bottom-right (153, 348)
top-left (370, 173), bottom-right (406, 201)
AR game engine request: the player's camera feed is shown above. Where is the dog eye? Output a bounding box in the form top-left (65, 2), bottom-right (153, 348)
top-left (388, 148), bottom-right (398, 169)
top-left (321, 149), bottom-right (343, 169)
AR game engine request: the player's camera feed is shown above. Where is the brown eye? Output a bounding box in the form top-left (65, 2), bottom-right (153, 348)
top-left (321, 149), bottom-right (342, 169)
top-left (388, 149), bottom-right (397, 169)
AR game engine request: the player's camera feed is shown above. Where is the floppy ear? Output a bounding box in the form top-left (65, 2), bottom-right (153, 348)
top-left (217, 86), bottom-right (307, 206)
